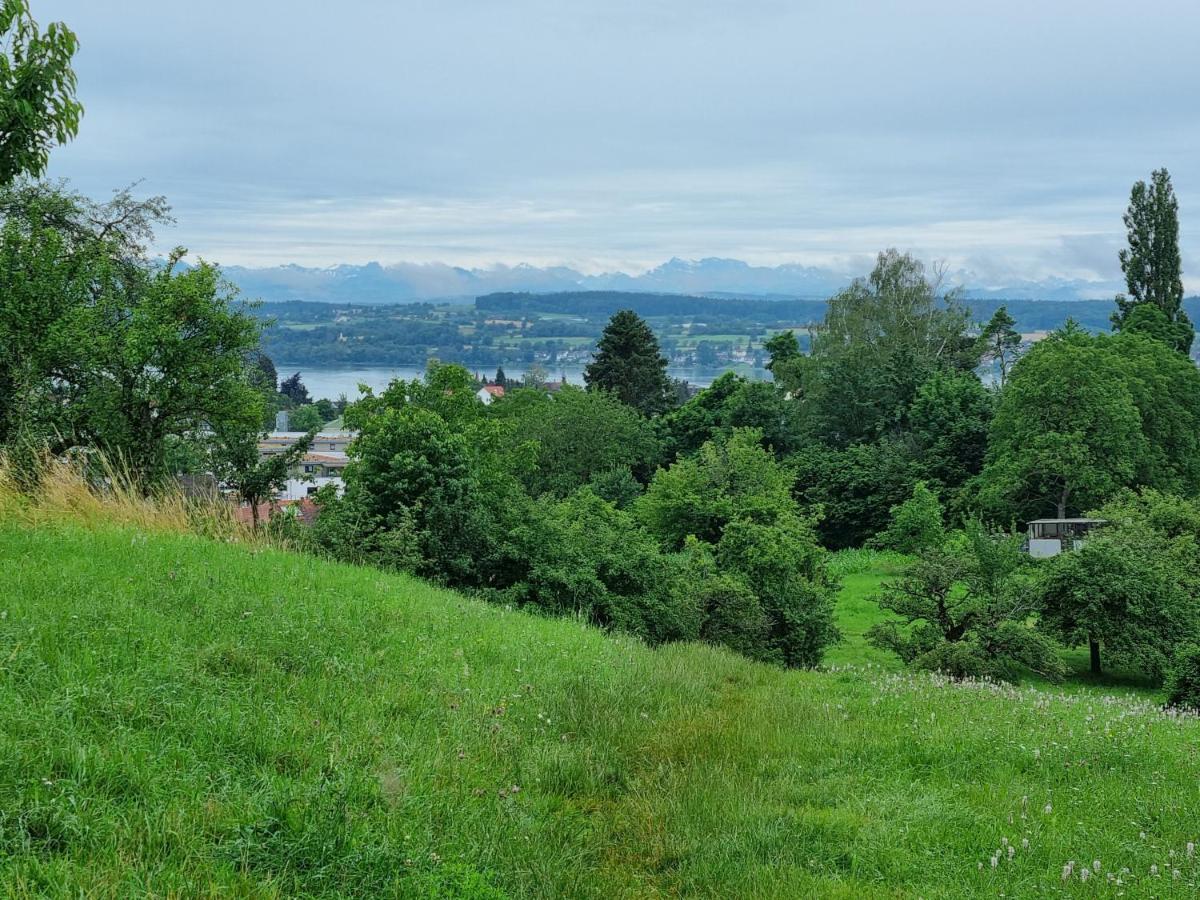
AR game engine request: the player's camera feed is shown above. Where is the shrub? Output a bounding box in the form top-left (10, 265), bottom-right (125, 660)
top-left (873, 480), bottom-right (944, 554)
top-left (1165, 644), bottom-right (1200, 711)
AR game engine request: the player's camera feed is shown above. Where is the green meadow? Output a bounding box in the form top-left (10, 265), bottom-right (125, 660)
top-left (2, 522), bottom-right (1199, 898)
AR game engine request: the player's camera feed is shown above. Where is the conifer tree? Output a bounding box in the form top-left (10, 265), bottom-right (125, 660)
top-left (585, 309), bottom-right (672, 416)
top-left (976, 306), bottom-right (1021, 386)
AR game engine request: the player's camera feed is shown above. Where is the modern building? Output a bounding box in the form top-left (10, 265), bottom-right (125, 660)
top-left (1025, 518), bottom-right (1105, 558)
top-left (256, 431), bottom-right (355, 500)
top-left (258, 431), bottom-right (354, 456)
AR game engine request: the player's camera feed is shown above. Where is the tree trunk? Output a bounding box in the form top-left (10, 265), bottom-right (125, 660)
top-left (1089, 637), bottom-right (1102, 676)
top-left (250, 499), bottom-right (260, 529)
top-left (1056, 489), bottom-right (1069, 520)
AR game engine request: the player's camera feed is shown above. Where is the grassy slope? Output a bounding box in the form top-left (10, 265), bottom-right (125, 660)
top-left (3, 525), bottom-right (1200, 898)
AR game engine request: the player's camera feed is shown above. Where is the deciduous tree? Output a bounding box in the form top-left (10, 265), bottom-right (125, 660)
top-left (1112, 169), bottom-right (1192, 354)
top-left (0, 0), bottom-right (82, 185)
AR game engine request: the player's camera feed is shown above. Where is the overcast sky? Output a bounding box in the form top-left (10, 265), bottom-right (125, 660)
top-left (45, 0), bottom-right (1200, 285)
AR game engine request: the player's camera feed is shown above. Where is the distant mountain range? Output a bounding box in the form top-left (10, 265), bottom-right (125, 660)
top-left (221, 257), bottom-right (1125, 305)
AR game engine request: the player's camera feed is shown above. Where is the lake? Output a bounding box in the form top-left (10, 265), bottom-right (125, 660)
top-left (278, 363), bottom-right (772, 401)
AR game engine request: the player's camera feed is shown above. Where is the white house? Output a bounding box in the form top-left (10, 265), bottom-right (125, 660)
top-left (1025, 518), bottom-right (1105, 558)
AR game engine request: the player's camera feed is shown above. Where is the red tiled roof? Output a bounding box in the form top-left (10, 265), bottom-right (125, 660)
top-left (233, 497), bottom-right (321, 526)
top-left (482, 384), bottom-right (505, 397)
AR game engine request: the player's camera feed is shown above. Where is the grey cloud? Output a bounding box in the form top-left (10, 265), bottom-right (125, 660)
top-left (41, 0), bottom-right (1200, 288)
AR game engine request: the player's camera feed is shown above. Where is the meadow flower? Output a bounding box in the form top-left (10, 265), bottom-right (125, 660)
top-left (1080, 867), bottom-right (1089, 882)
top-left (1150, 864), bottom-right (1159, 877)
top-left (1093, 860), bottom-right (1101, 872)
top-left (1062, 862), bottom-right (1074, 881)
top-left (1188, 841), bottom-right (1196, 858)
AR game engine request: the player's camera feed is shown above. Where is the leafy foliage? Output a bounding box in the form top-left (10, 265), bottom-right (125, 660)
top-left (637, 429), bottom-right (839, 666)
top-left (0, 0), bottom-right (82, 185)
top-left (980, 330), bottom-right (1200, 522)
top-left (491, 385), bottom-right (659, 498)
top-left (873, 480), bottom-right (944, 554)
top-left (804, 249), bottom-right (973, 446)
top-left (1165, 644), bottom-right (1200, 712)
top-left (867, 527), bottom-right (1064, 682)
top-left (1036, 490), bottom-right (1200, 680)
top-left (1112, 169), bottom-right (1191, 354)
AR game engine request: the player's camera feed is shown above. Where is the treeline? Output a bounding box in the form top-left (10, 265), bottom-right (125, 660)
top-left (478, 290), bottom-right (1200, 335)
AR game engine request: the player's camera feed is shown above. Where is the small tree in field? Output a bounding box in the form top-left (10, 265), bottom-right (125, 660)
top-left (215, 429), bottom-right (314, 528)
top-left (867, 527), bottom-right (1064, 682)
top-left (874, 480), bottom-right (944, 554)
top-left (1036, 491), bottom-right (1200, 679)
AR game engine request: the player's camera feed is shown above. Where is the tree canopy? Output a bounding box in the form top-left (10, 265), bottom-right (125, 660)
top-left (584, 309), bottom-right (672, 417)
top-left (1112, 169), bottom-right (1192, 354)
top-left (0, 0), bottom-right (82, 185)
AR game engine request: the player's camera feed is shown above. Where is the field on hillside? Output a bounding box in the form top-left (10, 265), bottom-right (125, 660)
top-left (4, 524), bottom-right (1200, 898)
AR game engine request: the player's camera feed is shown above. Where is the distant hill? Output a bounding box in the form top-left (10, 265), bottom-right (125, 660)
top-left (478, 290), bottom-right (1200, 334)
top-left (222, 257), bottom-right (1126, 305)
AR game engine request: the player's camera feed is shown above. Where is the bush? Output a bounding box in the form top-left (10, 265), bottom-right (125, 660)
top-left (873, 480), bottom-right (944, 554)
top-left (1165, 644), bottom-right (1200, 711)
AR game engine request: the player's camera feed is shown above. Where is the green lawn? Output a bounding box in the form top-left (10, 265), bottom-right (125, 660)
top-left (3, 524), bottom-right (1199, 897)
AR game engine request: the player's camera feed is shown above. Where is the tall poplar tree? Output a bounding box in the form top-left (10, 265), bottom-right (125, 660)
top-left (1112, 169), bottom-right (1192, 354)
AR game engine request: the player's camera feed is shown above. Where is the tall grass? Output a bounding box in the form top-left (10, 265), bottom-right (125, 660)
top-left (827, 546), bottom-right (911, 578)
top-left (0, 450), bottom-right (246, 540)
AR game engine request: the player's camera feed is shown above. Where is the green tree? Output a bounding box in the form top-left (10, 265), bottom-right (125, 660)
top-left (1112, 169), bottom-right (1192, 354)
top-left (507, 490), bottom-right (699, 645)
top-left (763, 329), bottom-right (805, 395)
top-left (867, 528), bottom-right (1064, 682)
top-left (0, 186), bottom-right (262, 484)
top-left (1036, 490), bottom-right (1200, 678)
top-left (313, 397), bottom-right (336, 422)
top-left (493, 366), bottom-right (507, 387)
top-left (58, 251), bottom-right (263, 482)
top-left (789, 439), bottom-right (921, 550)
top-left (288, 404), bottom-right (326, 433)
top-left (907, 370), bottom-right (993, 507)
top-left (215, 428), bottom-right (314, 528)
top-left (279, 372), bottom-right (310, 406)
top-left (714, 516), bottom-right (839, 667)
top-left (585, 309), bottom-right (672, 417)
top-left (975, 306), bottom-right (1021, 386)
top-left (874, 480), bottom-right (944, 554)
top-left (805, 250), bottom-right (972, 446)
top-left (979, 330), bottom-right (1200, 522)
top-left (0, 0), bottom-right (82, 185)
top-left (636, 428), bottom-right (796, 549)
top-left (331, 364), bottom-right (530, 588)
top-left (492, 385), bottom-right (659, 498)
top-left (978, 331), bottom-right (1146, 521)
top-left (656, 371), bottom-right (802, 463)
top-left (636, 428), bottom-right (840, 666)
